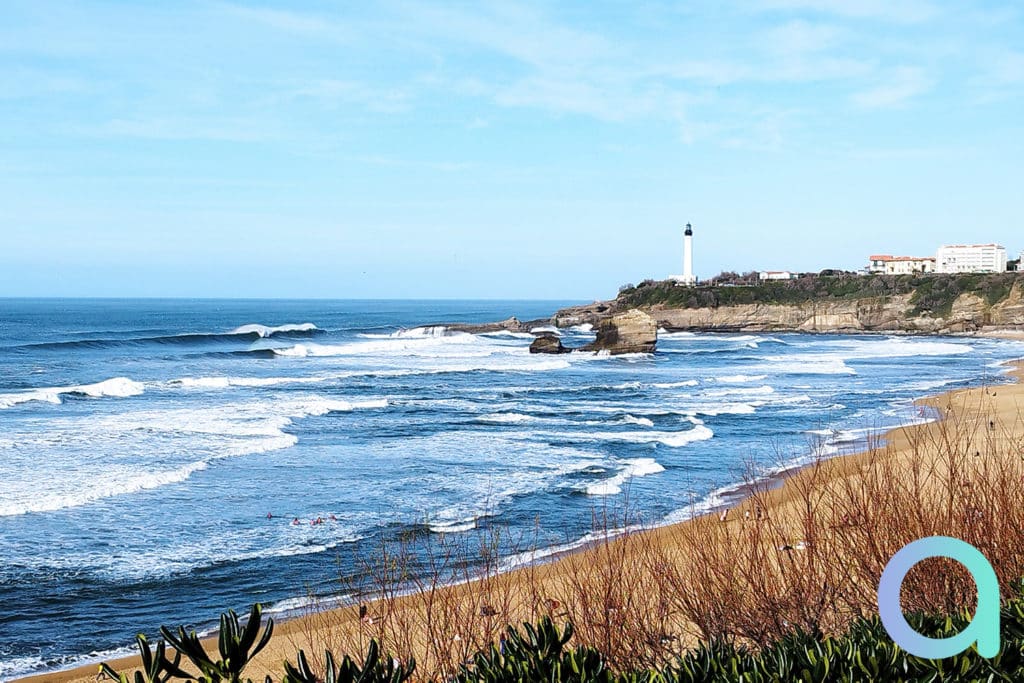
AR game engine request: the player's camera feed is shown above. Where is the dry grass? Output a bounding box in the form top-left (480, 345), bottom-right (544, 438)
top-left (36, 370), bottom-right (1024, 683)
top-left (281, 383), bottom-right (1024, 681)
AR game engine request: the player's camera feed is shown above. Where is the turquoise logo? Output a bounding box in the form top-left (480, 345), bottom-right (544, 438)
top-left (878, 536), bottom-right (1000, 659)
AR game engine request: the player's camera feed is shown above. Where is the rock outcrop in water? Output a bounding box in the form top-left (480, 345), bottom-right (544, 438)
top-left (441, 316), bottom-right (557, 335)
top-left (529, 334), bottom-right (568, 354)
top-left (437, 309), bottom-right (659, 355)
top-left (582, 309), bottom-right (658, 354)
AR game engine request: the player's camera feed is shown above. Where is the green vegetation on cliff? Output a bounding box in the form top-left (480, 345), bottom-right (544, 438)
top-left (616, 273), bottom-right (1022, 318)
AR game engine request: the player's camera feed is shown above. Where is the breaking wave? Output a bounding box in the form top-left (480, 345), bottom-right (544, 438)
top-left (0, 377), bottom-right (144, 409)
top-left (0, 460), bottom-right (211, 517)
top-left (0, 397), bottom-right (388, 517)
top-left (536, 425), bottom-right (714, 448)
top-left (585, 458), bottom-right (666, 495)
top-left (228, 323), bottom-right (320, 338)
top-left (10, 322), bottom-right (321, 352)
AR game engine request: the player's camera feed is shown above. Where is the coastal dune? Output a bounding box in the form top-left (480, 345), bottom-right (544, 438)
top-left (26, 361), bottom-right (1024, 683)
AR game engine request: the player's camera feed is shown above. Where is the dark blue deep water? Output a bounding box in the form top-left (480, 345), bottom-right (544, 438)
top-left (2, 299), bottom-right (1023, 680)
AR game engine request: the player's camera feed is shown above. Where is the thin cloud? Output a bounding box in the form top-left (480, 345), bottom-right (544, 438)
top-left (973, 49), bottom-right (1024, 87)
top-left (756, 0), bottom-right (938, 24)
top-left (851, 66), bottom-right (933, 108)
top-left (216, 3), bottom-right (346, 38)
top-left (95, 117), bottom-right (279, 142)
top-left (763, 19), bottom-right (846, 55)
top-left (289, 79), bottom-right (413, 113)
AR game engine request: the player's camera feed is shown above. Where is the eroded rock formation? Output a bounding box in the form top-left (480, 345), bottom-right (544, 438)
top-left (529, 334), bottom-right (568, 354)
top-left (582, 309), bottom-right (658, 354)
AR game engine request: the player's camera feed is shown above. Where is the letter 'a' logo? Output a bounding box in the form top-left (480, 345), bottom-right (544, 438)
top-left (878, 537), bottom-right (1000, 659)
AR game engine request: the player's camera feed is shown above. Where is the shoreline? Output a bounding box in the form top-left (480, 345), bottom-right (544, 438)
top-left (14, 355), bottom-right (1024, 683)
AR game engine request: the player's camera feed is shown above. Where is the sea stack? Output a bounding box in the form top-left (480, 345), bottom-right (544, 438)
top-left (529, 334), bottom-right (568, 354)
top-left (583, 308), bottom-right (658, 355)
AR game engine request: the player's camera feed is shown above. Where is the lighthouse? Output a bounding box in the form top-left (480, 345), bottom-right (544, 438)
top-left (680, 222), bottom-right (696, 286)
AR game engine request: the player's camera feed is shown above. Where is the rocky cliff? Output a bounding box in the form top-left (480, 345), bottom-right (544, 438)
top-left (529, 309), bottom-right (657, 354)
top-left (554, 275), bottom-right (1024, 334)
top-left (581, 309), bottom-right (658, 353)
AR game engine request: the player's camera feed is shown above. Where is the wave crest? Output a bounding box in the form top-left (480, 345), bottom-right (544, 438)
top-left (586, 458), bottom-right (666, 496)
top-left (229, 323), bottom-right (320, 338)
top-left (0, 377), bottom-right (144, 409)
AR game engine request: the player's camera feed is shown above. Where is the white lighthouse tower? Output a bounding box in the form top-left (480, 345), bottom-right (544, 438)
top-left (677, 222), bottom-right (696, 286)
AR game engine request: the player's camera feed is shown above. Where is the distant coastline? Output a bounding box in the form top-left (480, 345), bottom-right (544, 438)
top-left (553, 272), bottom-right (1024, 336)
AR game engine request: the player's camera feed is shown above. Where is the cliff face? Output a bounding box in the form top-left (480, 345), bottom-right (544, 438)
top-left (554, 280), bottom-right (1024, 334)
top-left (582, 309), bottom-right (658, 353)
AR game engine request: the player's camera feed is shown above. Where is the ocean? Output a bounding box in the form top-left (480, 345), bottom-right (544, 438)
top-left (1, 298), bottom-right (1023, 680)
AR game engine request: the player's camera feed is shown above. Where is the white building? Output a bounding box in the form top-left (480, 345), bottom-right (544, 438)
top-left (759, 270), bottom-right (798, 281)
top-left (935, 244), bottom-right (1007, 274)
top-left (867, 255), bottom-right (936, 275)
top-left (672, 223), bottom-right (697, 285)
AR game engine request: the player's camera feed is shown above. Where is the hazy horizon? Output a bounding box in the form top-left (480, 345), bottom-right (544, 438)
top-left (2, 1), bottom-right (1022, 299)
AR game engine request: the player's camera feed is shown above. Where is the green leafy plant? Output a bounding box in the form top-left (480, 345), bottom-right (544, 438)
top-left (160, 604), bottom-right (274, 683)
top-left (281, 640), bottom-right (415, 683)
top-left (455, 618), bottom-right (615, 683)
top-left (99, 633), bottom-right (191, 683)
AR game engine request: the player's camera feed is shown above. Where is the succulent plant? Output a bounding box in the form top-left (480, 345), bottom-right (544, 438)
top-left (159, 604), bottom-right (274, 683)
top-left (98, 633), bottom-right (191, 683)
top-left (281, 639), bottom-right (415, 683)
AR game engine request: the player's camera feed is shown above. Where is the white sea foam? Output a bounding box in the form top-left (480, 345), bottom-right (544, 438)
top-left (692, 402), bottom-right (760, 416)
top-left (85, 529), bottom-right (368, 582)
top-left (824, 337), bottom-right (972, 359)
top-left (759, 358), bottom-right (857, 375)
top-left (498, 524), bottom-right (647, 572)
top-left (754, 338), bottom-right (971, 378)
top-left (0, 654), bottom-right (49, 680)
top-left (579, 403), bottom-right (758, 418)
top-left (536, 425), bottom-right (714, 448)
top-left (650, 380), bottom-right (700, 389)
top-left (585, 457), bottom-right (666, 495)
top-left (622, 415), bottom-right (655, 427)
top-left (0, 644), bottom-right (143, 682)
top-left (567, 323), bottom-right (593, 333)
top-left (264, 593), bottom-right (354, 618)
top-left (530, 325), bottom-right (560, 335)
top-left (477, 412), bottom-right (536, 424)
top-left (429, 519), bottom-right (479, 533)
top-left (480, 330), bottom-right (536, 339)
top-left (0, 377), bottom-right (144, 409)
top-left (0, 395), bottom-right (388, 517)
top-left (392, 326), bottom-right (449, 338)
top-left (169, 375), bottom-right (326, 389)
top-left (270, 339), bottom-right (573, 375)
top-left (903, 378), bottom-right (960, 392)
top-left (271, 332), bottom-right (485, 358)
top-left (229, 322), bottom-right (319, 337)
top-left (0, 460), bottom-right (210, 517)
top-left (703, 385), bottom-right (775, 397)
top-left (715, 374), bottom-right (768, 383)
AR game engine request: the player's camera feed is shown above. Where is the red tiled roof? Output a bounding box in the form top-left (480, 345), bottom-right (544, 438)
top-left (869, 255), bottom-right (934, 262)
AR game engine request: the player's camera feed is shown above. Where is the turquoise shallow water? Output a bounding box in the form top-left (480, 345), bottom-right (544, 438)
top-left (1, 298), bottom-right (1023, 680)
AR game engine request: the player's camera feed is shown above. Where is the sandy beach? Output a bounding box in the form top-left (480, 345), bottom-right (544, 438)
top-left (21, 359), bottom-right (1024, 683)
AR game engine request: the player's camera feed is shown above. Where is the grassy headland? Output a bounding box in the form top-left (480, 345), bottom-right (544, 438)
top-left (617, 272), bottom-right (1022, 317)
top-left (556, 273), bottom-right (1024, 334)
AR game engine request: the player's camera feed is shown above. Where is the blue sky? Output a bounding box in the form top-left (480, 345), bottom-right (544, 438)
top-left (1, 1), bottom-right (1022, 299)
